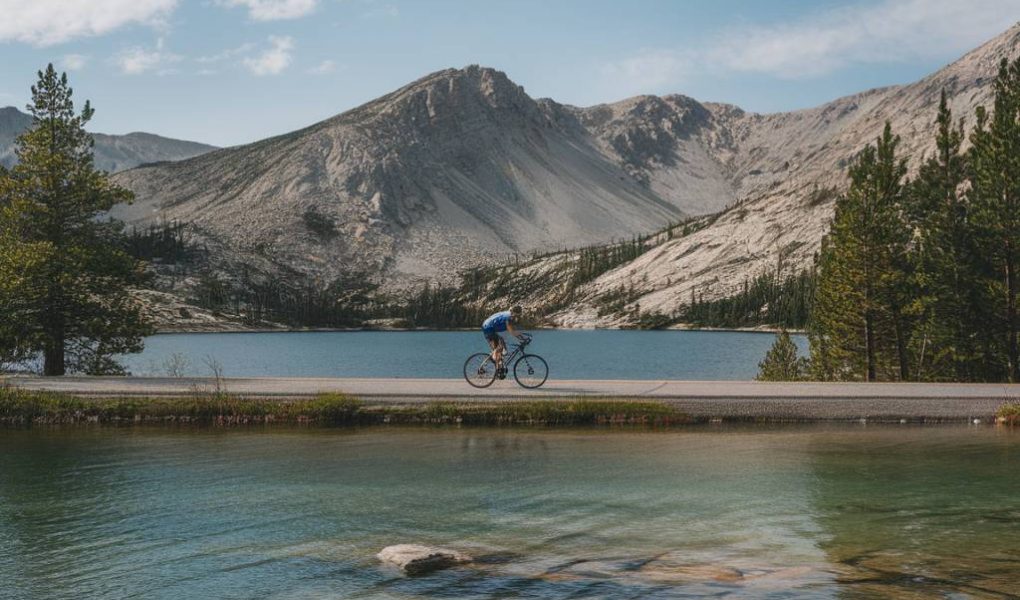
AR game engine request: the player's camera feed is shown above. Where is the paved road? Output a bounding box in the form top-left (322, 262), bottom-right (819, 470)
top-left (8, 376), bottom-right (1019, 420)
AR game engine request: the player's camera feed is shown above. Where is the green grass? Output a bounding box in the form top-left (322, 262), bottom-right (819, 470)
top-left (0, 388), bottom-right (363, 425)
top-left (0, 387), bottom-right (689, 427)
top-left (997, 401), bottom-right (1020, 424)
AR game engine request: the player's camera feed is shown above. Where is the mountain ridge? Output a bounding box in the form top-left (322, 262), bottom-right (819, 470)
top-left (113, 64), bottom-right (700, 287)
top-left (113, 23), bottom-right (1020, 320)
top-left (496, 22), bottom-right (1020, 327)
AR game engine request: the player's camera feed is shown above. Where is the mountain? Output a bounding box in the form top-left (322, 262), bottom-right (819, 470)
top-left (473, 23), bottom-right (1020, 327)
top-left (113, 23), bottom-right (1020, 314)
top-left (112, 66), bottom-right (735, 287)
top-left (0, 106), bottom-right (217, 172)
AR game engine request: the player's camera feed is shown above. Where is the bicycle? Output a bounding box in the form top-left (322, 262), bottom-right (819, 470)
top-left (463, 333), bottom-right (549, 389)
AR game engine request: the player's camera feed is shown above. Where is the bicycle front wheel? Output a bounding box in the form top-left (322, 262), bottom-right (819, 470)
top-left (513, 354), bottom-right (548, 389)
top-left (464, 353), bottom-right (498, 388)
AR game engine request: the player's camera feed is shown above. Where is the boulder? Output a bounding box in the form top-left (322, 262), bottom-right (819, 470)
top-left (377, 544), bottom-right (471, 575)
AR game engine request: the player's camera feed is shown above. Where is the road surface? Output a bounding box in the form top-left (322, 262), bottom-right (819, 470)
top-left (7, 376), bottom-right (1019, 420)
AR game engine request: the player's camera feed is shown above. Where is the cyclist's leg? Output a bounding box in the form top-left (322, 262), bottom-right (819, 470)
top-left (485, 330), bottom-right (501, 364)
top-left (496, 336), bottom-right (507, 369)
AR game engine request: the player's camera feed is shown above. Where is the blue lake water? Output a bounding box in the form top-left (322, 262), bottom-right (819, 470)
top-left (121, 330), bottom-right (808, 379)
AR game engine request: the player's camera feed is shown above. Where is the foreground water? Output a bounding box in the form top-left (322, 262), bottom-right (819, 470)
top-left (121, 330), bottom-right (807, 379)
top-left (1, 426), bottom-right (1018, 599)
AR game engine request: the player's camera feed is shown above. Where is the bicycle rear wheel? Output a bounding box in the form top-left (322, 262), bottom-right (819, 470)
top-left (464, 353), bottom-right (498, 388)
top-left (513, 354), bottom-right (548, 389)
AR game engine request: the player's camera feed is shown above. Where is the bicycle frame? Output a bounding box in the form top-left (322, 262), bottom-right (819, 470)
top-left (492, 337), bottom-right (529, 365)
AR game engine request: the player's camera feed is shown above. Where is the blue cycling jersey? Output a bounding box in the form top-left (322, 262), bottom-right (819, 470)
top-left (482, 310), bottom-right (512, 333)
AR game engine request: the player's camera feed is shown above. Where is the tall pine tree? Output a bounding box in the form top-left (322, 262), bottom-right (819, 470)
top-left (907, 90), bottom-right (983, 381)
top-left (968, 58), bottom-right (1020, 382)
top-left (810, 123), bottom-right (911, 381)
top-left (0, 65), bottom-right (150, 375)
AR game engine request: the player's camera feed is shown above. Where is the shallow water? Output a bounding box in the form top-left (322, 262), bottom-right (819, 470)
top-left (121, 329), bottom-right (808, 379)
top-left (1, 426), bottom-right (1018, 598)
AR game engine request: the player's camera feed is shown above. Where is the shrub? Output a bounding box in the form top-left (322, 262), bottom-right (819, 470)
top-left (757, 330), bottom-right (810, 381)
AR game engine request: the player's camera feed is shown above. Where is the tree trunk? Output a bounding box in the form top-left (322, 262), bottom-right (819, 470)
top-left (1007, 248), bottom-right (1018, 383)
top-left (43, 317), bottom-right (65, 376)
top-left (893, 306), bottom-right (910, 381)
top-left (864, 309), bottom-right (876, 382)
top-left (42, 272), bottom-right (66, 375)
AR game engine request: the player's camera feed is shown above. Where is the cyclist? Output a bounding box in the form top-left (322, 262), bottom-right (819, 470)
top-left (482, 306), bottom-right (525, 375)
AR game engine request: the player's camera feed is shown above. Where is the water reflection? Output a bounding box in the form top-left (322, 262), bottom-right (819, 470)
top-left (806, 427), bottom-right (1020, 598)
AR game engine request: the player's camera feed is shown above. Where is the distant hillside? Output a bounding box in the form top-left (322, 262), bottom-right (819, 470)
top-left (0, 106), bottom-right (217, 172)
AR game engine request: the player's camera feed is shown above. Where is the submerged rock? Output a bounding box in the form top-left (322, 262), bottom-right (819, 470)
top-left (638, 562), bottom-right (744, 583)
top-left (377, 544), bottom-right (471, 575)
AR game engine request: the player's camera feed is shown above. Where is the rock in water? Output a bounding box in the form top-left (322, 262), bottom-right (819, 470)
top-left (377, 544), bottom-right (471, 575)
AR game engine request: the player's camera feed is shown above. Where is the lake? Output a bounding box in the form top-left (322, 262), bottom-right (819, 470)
top-left (121, 330), bottom-right (807, 379)
top-left (1, 426), bottom-right (1017, 598)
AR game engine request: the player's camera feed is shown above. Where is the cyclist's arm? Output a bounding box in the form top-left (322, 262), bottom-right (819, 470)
top-left (506, 321), bottom-right (524, 340)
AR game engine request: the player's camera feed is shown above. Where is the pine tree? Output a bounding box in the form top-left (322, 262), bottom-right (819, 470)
top-left (810, 123), bottom-right (911, 381)
top-left (907, 90), bottom-right (982, 381)
top-left (757, 330), bottom-right (808, 381)
top-left (0, 65), bottom-right (151, 375)
top-left (0, 189), bottom-right (49, 368)
top-left (968, 58), bottom-right (1020, 382)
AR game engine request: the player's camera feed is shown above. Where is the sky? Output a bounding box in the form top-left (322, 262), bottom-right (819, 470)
top-left (1, 0), bottom-right (1018, 147)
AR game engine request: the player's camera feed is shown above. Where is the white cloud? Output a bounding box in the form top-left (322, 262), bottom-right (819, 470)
top-left (60, 54), bottom-right (88, 71)
top-left (0, 0), bottom-right (177, 46)
top-left (601, 0), bottom-right (1020, 96)
top-left (218, 0), bottom-right (317, 21)
top-left (601, 50), bottom-right (691, 95)
top-left (113, 38), bottom-right (181, 75)
top-left (243, 35), bottom-right (294, 75)
top-left (710, 0), bottom-right (1020, 78)
top-left (306, 59), bottom-right (336, 75)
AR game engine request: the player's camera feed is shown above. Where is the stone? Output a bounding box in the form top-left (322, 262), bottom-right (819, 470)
top-left (638, 562), bottom-right (745, 583)
top-left (377, 544), bottom-right (471, 575)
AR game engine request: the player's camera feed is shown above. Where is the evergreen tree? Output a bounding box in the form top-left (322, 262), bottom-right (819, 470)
top-left (968, 58), bottom-right (1020, 382)
top-left (907, 90), bottom-right (982, 380)
top-left (0, 190), bottom-right (49, 368)
top-left (757, 330), bottom-right (808, 381)
top-left (0, 65), bottom-right (150, 375)
top-left (810, 123), bottom-right (911, 381)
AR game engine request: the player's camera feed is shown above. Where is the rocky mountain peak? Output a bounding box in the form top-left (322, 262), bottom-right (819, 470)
top-left (337, 65), bottom-right (545, 132)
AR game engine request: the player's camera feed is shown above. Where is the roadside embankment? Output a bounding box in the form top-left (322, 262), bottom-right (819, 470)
top-left (0, 387), bottom-right (688, 427)
top-left (6, 376), bottom-right (1019, 423)
top-left (5, 376), bottom-right (1020, 424)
